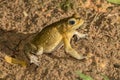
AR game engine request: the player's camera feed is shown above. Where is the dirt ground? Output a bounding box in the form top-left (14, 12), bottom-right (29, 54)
top-left (0, 0), bottom-right (120, 80)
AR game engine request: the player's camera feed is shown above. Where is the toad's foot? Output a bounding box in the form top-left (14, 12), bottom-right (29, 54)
top-left (76, 55), bottom-right (86, 60)
top-left (28, 54), bottom-right (40, 66)
top-left (74, 31), bottom-right (88, 40)
top-left (65, 48), bottom-right (86, 60)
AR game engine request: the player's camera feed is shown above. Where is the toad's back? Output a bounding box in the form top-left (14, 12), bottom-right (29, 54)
top-left (31, 25), bottom-right (63, 53)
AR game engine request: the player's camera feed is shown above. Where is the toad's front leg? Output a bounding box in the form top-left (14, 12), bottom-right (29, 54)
top-left (63, 34), bottom-right (86, 60)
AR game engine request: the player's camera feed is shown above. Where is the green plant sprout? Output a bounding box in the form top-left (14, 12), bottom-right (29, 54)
top-left (76, 71), bottom-right (93, 80)
top-left (76, 71), bottom-right (110, 80)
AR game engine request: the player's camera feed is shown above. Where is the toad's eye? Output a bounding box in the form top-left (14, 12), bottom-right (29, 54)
top-left (68, 19), bottom-right (76, 25)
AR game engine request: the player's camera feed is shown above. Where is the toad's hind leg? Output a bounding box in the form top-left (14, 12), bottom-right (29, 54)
top-left (36, 47), bottom-right (43, 55)
top-left (63, 35), bottom-right (85, 60)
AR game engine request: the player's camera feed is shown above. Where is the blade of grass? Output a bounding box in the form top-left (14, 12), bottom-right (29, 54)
top-left (76, 71), bottom-right (93, 80)
top-left (107, 0), bottom-right (120, 4)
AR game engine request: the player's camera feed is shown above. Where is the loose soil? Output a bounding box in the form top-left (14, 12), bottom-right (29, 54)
top-left (0, 0), bottom-right (120, 80)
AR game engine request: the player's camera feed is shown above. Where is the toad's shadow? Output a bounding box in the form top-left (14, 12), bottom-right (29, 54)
top-left (0, 29), bottom-right (35, 66)
top-left (0, 29), bottom-right (32, 56)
